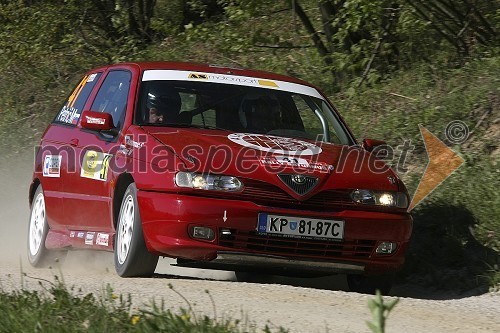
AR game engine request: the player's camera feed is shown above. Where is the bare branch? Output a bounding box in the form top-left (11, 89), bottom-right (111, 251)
top-left (287, 0), bottom-right (332, 65)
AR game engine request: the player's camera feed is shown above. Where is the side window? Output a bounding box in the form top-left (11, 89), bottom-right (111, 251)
top-left (90, 70), bottom-right (131, 128)
top-left (54, 72), bottom-right (102, 125)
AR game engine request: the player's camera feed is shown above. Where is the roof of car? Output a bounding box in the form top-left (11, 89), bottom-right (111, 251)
top-left (93, 61), bottom-right (315, 88)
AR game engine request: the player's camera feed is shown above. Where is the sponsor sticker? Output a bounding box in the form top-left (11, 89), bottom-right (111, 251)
top-left (69, 231), bottom-right (75, 238)
top-left (77, 232), bottom-right (85, 238)
top-left (57, 105), bottom-right (81, 125)
top-left (188, 73), bottom-right (208, 80)
top-left (117, 145), bottom-right (132, 156)
top-left (118, 136), bottom-right (144, 156)
top-left (85, 232), bottom-right (95, 245)
top-left (87, 73), bottom-right (98, 82)
top-left (228, 133), bottom-right (322, 156)
top-left (125, 136), bottom-right (144, 149)
top-left (258, 79), bottom-right (278, 88)
top-left (189, 73), bottom-right (277, 88)
top-left (143, 70), bottom-right (323, 98)
top-left (85, 115), bottom-right (105, 125)
top-left (80, 150), bottom-right (112, 181)
top-left (260, 155), bottom-right (333, 173)
top-left (95, 233), bottom-right (109, 246)
top-left (43, 155), bottom-right (62, 178)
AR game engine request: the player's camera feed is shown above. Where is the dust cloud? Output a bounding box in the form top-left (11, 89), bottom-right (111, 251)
top-left (0, 152), bottom-right (234, 280)
top-left (0, 151), bottom-right (115, 275)
top-left (0, 152), bottom-right (31, 265)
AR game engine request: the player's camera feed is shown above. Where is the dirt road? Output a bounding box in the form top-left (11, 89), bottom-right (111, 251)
top-left (1, 252), bottom-right (499, 333)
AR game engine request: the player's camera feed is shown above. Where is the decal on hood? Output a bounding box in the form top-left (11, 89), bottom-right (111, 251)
top-left (227, 133), bottom-right (322, 156)
top-left (260, 155), bottom-right (333, 173)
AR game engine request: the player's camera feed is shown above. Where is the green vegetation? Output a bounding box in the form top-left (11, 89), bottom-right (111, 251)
top-left (0, 0), bottom-right (498, 291)
top-left (366, 290), bottom-right (399, 333)
top-left (0, 275), bottom-right (286, 333)
top-left (1, 273), bottom-right (403, 333)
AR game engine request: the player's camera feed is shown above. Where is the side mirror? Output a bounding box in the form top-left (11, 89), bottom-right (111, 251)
top-left (362, 138), bottom-right (390, 159)
top-left (81, 111), bottom-right (118, 135)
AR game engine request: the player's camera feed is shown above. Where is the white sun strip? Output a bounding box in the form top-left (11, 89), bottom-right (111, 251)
top-left (142, 70), bottom-right (323, 99)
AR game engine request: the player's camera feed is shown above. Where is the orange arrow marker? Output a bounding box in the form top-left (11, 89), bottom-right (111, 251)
top-left (408, 125), bottom-right (465, 211)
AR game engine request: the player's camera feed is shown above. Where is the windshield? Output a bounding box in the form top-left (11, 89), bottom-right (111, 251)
top-left (136, 79), bottom-right (354, 145)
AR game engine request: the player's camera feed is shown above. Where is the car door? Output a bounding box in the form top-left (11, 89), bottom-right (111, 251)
top-left (38, 71), bottom-right (103, 230)
top-left (63, 69), bottom-right (132, 231)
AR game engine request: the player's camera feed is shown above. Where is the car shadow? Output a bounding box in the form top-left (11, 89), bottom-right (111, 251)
top-left (151, 267), bottom-right (489, 300)
top-left (395, 202), bottom-right (498, 300)
top-left (152, 261), bottom-right (488, 300)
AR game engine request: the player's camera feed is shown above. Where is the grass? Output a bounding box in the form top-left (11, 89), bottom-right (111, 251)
top-left (366, 290), bottom-right (399, 333)
top-left (0, 274), bottom-right (288, 333)
top-left (0, 269), bottom-right (409, 333)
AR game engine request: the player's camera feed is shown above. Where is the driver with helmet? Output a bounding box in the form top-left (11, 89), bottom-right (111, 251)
top-left (146, 83), bottom-right (182, 124)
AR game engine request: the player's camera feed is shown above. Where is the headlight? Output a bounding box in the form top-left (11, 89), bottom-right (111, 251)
top-left (175, 172), bottom-right (243, 192)
top-left (350, 189), bottom-right (408, 209)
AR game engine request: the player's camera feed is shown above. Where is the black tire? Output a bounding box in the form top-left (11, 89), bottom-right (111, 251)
top-left (27, 185), bottom-right (66, 267)
top-left (347, 273), bottom-right (394, 295)
top-left (114, 183), bottom-right (158, 277)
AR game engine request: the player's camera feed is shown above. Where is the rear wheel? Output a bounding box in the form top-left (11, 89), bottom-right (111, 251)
top-left (27, 185), bottom-right (66, 267)
top-left (347, 273), bottom-right (394, 295)
top-left (114, 183), bottom-right (158, 277)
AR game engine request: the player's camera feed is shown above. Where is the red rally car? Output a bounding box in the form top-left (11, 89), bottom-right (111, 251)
top-left (28, 61), bottom-right (412, 293)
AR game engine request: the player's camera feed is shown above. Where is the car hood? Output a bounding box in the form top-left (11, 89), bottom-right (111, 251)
top-left (144, 127), bottom-right (400, 199)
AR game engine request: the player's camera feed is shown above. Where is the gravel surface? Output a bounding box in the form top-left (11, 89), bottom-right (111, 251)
top-left (0, 253), bottom-right (499, 333)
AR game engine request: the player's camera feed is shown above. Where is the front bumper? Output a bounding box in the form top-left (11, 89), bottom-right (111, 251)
top-left (138, 190), bottom-right (412, 275)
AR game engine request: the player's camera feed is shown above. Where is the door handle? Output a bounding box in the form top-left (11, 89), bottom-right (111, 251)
top-left (70, 138), bottom-right (79, 147)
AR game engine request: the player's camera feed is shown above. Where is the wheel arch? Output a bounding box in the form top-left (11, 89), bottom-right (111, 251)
top-left (113, 173), bottom-right (135, 229)
top-left (29, 178), bottom-right (41, 207)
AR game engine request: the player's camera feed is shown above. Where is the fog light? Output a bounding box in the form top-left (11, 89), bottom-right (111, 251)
top-left (192, 226), bottom-right (215, 241)
top-left (376, 242), bottom-right (397, 254)
top-left (220, 228), bottom-right (232, 236)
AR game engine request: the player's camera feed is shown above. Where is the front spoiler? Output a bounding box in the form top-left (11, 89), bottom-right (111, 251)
top-left (174, 251), bottom-right (366, 276)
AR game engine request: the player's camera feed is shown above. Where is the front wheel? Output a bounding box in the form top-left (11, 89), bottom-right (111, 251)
top-left (114, 183), bottom-right (158, 277)
top-left (27, 185), bottom-right (66, 267)
top-left (347, 273), bottom-right (395, 295)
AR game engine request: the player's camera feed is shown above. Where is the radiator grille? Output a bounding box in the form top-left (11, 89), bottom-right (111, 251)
top-left (240, 179), bottom-right (352, 210)
top-left (277, 174), bottom-right (319, 195)
top-left (219, 230), bottom-right (375, 259)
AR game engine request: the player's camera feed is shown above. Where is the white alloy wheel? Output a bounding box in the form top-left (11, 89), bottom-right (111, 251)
top-left (28, 185), bottom-right (66, 267)
top-left (114, 183), bottom-right (158, 277)
top-left (29, 191), bottom-right (46, 257)
top-left (117, 194), bottom-right (134, 264)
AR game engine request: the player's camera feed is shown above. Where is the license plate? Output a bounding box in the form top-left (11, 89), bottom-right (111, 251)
top-left (257, 213), bottom-right (344, 240)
